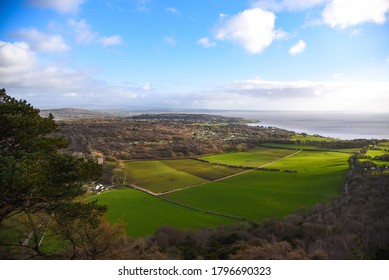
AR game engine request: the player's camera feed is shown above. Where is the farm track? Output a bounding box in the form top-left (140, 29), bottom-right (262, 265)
top-left (125, 149), bottom-right (304, 225)
top-left (154, 149), bottom-right (303, 196)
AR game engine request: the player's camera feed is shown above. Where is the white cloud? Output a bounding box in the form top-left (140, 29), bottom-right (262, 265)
top-left (252, 0), bottom-right (327, 12)
top-left (0, 41), bottom-right (141, 107)
top-left (12, 28), bottom-right (70, 52)
top-left (387, 58), bottom-right (389, 62)
top-left (165, 7), bottom-right (179, 15)
top-left (323, 0), bottom-right (389, 28)
top-left (0, 41), bottom-right (36, 76)
top-left (197, 37), bottom-right (216, 48)
top-left (67, 19), bottom-right (122, 46)
top-left (212, 77), bottom-right (389, 112)
top-left (289, 40), bottom-right (306, 55)
top-left (214, 8), bottom-right (286, 54)
top-left (29, 0), bottom-right (86, 13)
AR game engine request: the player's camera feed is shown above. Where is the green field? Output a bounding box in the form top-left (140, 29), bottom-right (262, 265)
top-left (121, 160), bottom-right (208, 193)
top-left (365, 149), bottom-right (389, 158)
top-left (104, 159), bottom-right (246, 193)
top-left (97, 147), bottom-right (350, 237)
top-left (92, 189), bottom-right (235, 237)
top-left (162, 151), bottom-right (348, 222)
top-left (162, 159), bottom-right (247, 180)
top-left (291, 133), bottom-right (338, 142)
top-left (199, 146), bottom-right (296, 168)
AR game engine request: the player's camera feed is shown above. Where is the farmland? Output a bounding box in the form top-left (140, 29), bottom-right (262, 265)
top-left (91, 189), bottom-right (235, 237)
top-left (199, 146), bottom-right (296, 168)
top-left (105, 159), bottom-right (246, 193)
top-left (162, 151), bottom-right (349, 222)
top-left (97, 146), bottom-right (351, 237)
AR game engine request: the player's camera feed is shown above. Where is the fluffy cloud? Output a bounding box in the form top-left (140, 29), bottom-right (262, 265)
top-left (12, 28), bottom-right (70, 52)
top-left (214, 8), bottom-right (286, 54)
top-left (0, 41), bottom-right (36, 77)
top-left (67, 19), bottom-right (122, 46)
top-left (197, 37), bottom-right (216, 48)
top-left (253, 0), bottom-right (389, 28)
top-left (323, 0), bottom-right (389, 28)
top-left (289, 40), bottom-right (306, 55)
top-left (29, 0), bottom-right (86, 13)
top-left (0, 41), bottom-right (140, 107)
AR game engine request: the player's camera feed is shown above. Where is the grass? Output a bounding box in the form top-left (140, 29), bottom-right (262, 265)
top-left (162, 151), bottom-right (348, 222)
top-left (199, 146), bottom-right (296, 168)
top-left (162, 159), bottom-right (247, 180)
top-left (291, 133), bottom-right (338, 142)
top-left (96, 147), bottom-right (350, 237)
top-left (103, 159), bottom-right (246, 193)
top-left (121, 160), bottom-right (208, 193)
top-left (365, 149), bottom-right (389, 158)
top-left (91, 189), bottom-right (235, 237)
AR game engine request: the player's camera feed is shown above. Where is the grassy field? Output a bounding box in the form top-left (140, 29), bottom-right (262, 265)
top-left (366, 149), bottom-right (389, 158)
top-left (122, 160), bottom-right (207, 193)
top-left (97, 147), bottom-right (350, 237)
top-left (162, 151), bottom-right (349, 222)
top-left (162, 159), bottom-right (247, 180)
top-left (91, 188), bottom-right (235, 237)
top-left (199, 146), bottom-right (296, 168)
top-left (291, 133), bottom-right (338, 142)
top-left (103, 159), bottom-right (246, 193)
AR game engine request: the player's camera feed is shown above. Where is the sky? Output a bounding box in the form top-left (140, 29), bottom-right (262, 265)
top-left (0, 0), bottom-right (389, 112)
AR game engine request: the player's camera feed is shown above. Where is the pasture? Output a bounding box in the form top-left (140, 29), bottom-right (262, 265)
top-left (91, 188), bottom-right (235, 237)
top-left (199, 146), bottom-right (296, 168)
top-left (98, 147), bottom-right (351, 237)
top-left (162, 151), bottom-right (349, 222)
top-left (103, 159), bottom-right (246, 193)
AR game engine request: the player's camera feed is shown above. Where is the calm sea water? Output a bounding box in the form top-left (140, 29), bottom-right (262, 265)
top-left (216, 111), bottom-right (389, 140)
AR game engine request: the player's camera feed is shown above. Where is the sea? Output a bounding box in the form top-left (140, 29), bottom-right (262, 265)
top-left (213, 111), bottom-right (389, 140)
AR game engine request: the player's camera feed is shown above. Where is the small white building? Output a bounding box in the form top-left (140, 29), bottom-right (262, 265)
top-left (95, 184), bottom-right (105, 192)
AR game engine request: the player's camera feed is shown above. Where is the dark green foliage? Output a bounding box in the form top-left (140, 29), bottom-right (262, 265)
top-left (0, 89), bottom-right (106, 258)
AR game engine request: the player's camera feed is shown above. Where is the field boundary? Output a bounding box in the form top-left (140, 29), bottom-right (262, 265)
top-left (128, 184), bottom-right (260, 225)
top-left (156, 149), bottom-right (303, 196)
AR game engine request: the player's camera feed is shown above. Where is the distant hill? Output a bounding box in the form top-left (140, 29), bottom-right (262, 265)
top-left (40, 108), bottom-right (117, 120)
top-left (128, 113), bottom-right (250, 124)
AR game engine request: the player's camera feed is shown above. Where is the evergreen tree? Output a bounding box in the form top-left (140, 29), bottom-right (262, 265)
top-left (0, 89), bottom-right (106, 258)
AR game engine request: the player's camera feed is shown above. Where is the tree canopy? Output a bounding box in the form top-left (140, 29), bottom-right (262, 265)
top-left (0, 89), bottom-right (106, 259)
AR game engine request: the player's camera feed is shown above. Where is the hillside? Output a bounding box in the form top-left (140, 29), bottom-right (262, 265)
top-left (56, 115), bottom-right (293, 160)
top-left (40, 108), bottom-right (117, 120)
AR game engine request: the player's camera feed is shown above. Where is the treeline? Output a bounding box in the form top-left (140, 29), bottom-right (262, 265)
top-left (291, 139), bottom-right (371, 149)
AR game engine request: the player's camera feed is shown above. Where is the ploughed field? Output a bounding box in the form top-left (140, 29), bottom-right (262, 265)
top-left (94, 145), bottom-right (352, 237)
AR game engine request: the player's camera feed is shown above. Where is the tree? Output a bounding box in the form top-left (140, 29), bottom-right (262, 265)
top-left (0, 89), bottom-right (106, 259)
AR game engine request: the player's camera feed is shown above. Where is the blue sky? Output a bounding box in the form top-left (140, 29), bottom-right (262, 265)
top-left (1, 0), bottom-right (389, 111)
